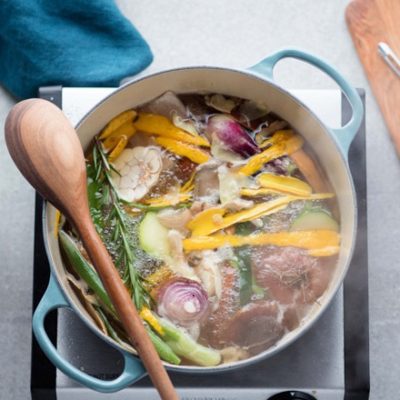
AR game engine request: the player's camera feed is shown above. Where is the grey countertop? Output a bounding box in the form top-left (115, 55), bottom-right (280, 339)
top-left (0, 1), bottom-right (397, 399)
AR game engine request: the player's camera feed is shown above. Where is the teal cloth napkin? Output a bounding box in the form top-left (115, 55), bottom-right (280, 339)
top-left (0, 0), bottom-right (153, 98)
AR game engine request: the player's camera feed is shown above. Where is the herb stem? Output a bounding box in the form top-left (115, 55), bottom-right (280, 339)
top-left (88, 139), bottom-right (150, 309)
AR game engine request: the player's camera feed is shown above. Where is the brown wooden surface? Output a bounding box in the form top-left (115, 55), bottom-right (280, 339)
top-left (346, 0), bottom-right (400, 154)
top-left (5, 99), bottom-right (179, 400)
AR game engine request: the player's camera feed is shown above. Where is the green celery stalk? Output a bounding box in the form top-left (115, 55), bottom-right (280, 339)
top-left (59, 230), bottom-right (115, 314)
top-left (157, 318), bottom-right (221, 367)
top-left (145, 327), bottom-right (181, 365)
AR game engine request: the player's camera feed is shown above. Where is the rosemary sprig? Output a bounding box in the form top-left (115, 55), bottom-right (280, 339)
top-left (87, 138), bottom-right (150, 309)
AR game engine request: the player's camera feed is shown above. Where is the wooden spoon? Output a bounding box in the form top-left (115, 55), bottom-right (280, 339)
top-left (5, 99), bottom-right (179, 400)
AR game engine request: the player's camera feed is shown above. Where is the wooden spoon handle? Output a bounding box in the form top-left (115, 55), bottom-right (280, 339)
top-left (76, 219), bottom-right (179, 400)
top-left (5, 99), bottom-right (179, 400)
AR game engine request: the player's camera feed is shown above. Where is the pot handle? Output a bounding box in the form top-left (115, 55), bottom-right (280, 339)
top-left (32, 275), bottom-right (146, 393)
top-left (249, 49), bottom-right (363, 156)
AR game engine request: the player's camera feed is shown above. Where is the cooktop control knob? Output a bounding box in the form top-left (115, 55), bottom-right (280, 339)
top-left (268, 391), bottom-right (317, 400)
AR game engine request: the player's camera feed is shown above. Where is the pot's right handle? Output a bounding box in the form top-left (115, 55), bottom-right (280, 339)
top-left (32, 275), bottom-right (146, 393)
top-left (249, 49), bottom-right (363, 157)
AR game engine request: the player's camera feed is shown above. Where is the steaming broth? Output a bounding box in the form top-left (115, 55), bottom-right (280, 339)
top-left (59, 91), bottom-right (340, 366)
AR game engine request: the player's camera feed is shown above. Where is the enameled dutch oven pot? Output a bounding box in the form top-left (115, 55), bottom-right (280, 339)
top-left (33, 49), bottom-right (363, 393)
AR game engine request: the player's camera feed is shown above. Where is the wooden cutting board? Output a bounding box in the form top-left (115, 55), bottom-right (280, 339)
top-left (346, 0), bottom-right (400, 154)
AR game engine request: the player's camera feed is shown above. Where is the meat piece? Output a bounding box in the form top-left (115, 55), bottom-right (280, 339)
top-left (200, 262), bottom-right (240, 347)
top-left (252, 246), bottom-right (335, 305)
top-left (282, 305), bottom-right (306, 331)
top-left (146, 153), bottom-right (196, 198)
top-left (139, 91), bottom-right (186, 119)
top-left (174, 157), bottom-right (197, 183)
top-left (179, 94), bottom-right (212, 121)
top-left (225, 301), bottom-right (284, 354)
top-left (256, 119), bottom-right (289, 138)
top-left (263, 156), bottom-right (295, 176)
top-left (128, 131), bottom-right (156, 148)
top-left (193, 165), bottom-right (219, 202)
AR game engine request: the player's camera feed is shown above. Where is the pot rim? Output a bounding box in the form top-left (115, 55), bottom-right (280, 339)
top-left (43, 64), bottom-right (357, 373)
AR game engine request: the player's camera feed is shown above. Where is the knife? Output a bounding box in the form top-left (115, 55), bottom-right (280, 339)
top-left (378, 42), bottom-right (400, 78)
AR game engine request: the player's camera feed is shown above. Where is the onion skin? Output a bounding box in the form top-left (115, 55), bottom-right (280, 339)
top-left (157, 277), bottom-right (209, 326)
top-left (207, 115), bottom-right (260, 158)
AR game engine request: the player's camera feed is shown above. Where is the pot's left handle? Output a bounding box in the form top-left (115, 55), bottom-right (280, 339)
top-left (32, 275), bottom-right (146, 393)
top-left (249, 49), bottom-right (363, 156)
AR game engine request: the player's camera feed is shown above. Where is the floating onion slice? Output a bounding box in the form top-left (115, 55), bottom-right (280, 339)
top-left (172, 112), bottom-right (199, 136)
top-left (210, 133), bottom-right (244, 162)
top-left (205, 94), bottom-right (238, 113)
top-left (207, 115), bottom-right (260, 158)
top-left (157, 277), bottom-right (209, 326)
top-left (236, 100), bottom-right (269, 128)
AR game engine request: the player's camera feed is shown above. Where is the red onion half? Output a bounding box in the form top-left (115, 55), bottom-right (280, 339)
top-left (206, 114), bottom-right (260, 158)
top-left (157, 278), bottom-right (209, 326)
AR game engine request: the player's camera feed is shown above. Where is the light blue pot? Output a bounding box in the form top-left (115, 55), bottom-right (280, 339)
top-left (33, 48), bottom-right (363, 393)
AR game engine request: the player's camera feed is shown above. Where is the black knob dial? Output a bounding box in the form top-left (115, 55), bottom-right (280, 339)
top-left (268, 391), bottom-right (317, 400)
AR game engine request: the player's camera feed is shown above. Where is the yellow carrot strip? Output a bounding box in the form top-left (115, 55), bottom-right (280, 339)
top-left (181, 183), bottom-right (194, 194)
top-left (155, 137), bottom-right (210, 164)
top-left (143, 192), bottom-right (192, 207)
top-left (102, 122), bottom-right (136, 152)
top-left (183, 230), bottom-right (340, 252)
top-left (108, 136), bottom-right (128, 162)
top-left (186, 207), bottom-right (226, 231)
top-left (102, 135), bottom-right (121, 153)
top-left (257, 173), bottom-right (312, 196)
top-left (99, 110), bottom-right (137, 139)
top-left (54, 210), bottom-right (61, 237)
top-left (308, 246), bottom-right (340, 257)
top-left (134, 113), bottom-right (210, 147)
top-left (240, 187), bottom-right (284, 197)
top-left (140, 307), bottom-right (164, 336)
top-left (188, 193), bottom-right (335, 237)
top-left (189, 197), bottom-right (293, 236)
top-left (240, 188), bottom-right (335, 199)
top-left (259, 129), bottom-right (295, 148)
top-left (181, 171), bottom-right (196, 193)
top-left (239, 134), bottom-right (304, 176)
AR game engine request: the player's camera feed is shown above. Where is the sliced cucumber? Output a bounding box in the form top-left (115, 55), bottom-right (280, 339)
top-left (290, 210), bottom-right (339, 232)
top-left (139, 212), bottom-right (171, 260)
